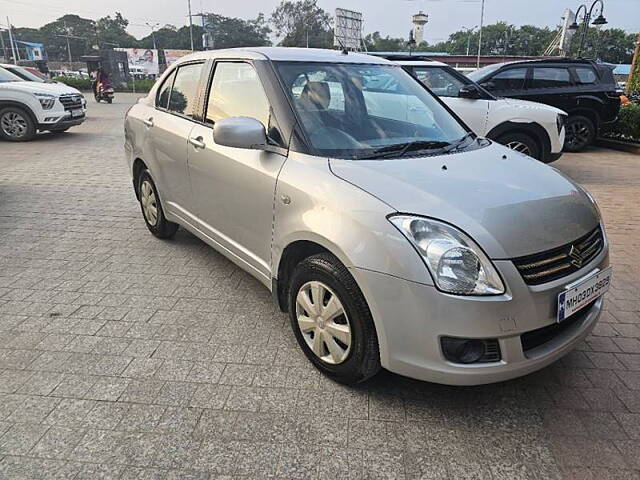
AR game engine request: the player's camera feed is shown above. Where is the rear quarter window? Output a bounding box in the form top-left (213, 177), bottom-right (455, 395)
top-left (574, 67), bottom-right (598, 85)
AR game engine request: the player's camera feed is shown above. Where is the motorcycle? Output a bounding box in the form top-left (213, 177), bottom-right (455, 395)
top-left (94, 81), bottom-right (114, 104)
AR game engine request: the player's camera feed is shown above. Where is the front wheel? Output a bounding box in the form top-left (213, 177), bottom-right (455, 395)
top-left (288, 253), bottom-right (380, 384)
top-left (0, 107), bottom-right (36, 142)
top-left (564, 115), bottom-right (595, 152)
top-left (496, 132), bottom-right (540, 160)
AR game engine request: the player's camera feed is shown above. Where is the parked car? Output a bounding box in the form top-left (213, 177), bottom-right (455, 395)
top-left (125, 47), bottom-right (610, 386)
top-left (468, 58), bottom-right (621, 151)
top-left (0, 64), bottom-right (52, 83)
top-left (0, 66), bottom-right (86, 141)
top-left (381, 55), bottom-right (566, 162)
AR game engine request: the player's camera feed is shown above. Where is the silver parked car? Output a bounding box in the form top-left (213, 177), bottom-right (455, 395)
top-left (124, 48), bottom-right (610, 385)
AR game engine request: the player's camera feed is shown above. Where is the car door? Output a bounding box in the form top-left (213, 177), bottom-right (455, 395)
top-left (187, 61), bottom-right (287, 281)
top-left (147, 62), bottom-right (205, 213)
top-left (412, 66), bottom-right (490, 135)
top-left (480, 66), bottom-right (529, 101)
top-left (526, 66), bottom-right (575, 112)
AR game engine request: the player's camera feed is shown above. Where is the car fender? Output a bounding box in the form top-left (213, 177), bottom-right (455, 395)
top-left (486, 120), bottom-right (552, 158)
top-left (0, 98), bottom-right (39, 126)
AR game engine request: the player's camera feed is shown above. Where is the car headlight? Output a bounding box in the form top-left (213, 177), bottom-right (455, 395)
top-left (557, 113), bottom-right (567, 134)
top-left (389, 215), bottom-right (505, 295)
top-left (34, 93), bottom-right (56, 110)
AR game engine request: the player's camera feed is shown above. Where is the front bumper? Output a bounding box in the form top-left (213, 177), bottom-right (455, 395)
top-left (351, 240), bottom-right (608, 386)
top-left (38, 112), bottom-right (85, 131)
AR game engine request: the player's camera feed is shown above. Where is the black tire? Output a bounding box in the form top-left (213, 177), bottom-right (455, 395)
top-left (137, 170), bottom-right (178, 239)
top-left (564, 115), bottom-right (595, 152)
top-left (288, 252), bottom-right (381, 384)
top-left (106, 98), bottom-right (113, 104)
top-left (0, 106), bottom-right (36, 142)
top-left (496, 132), bottom-right (540, 160)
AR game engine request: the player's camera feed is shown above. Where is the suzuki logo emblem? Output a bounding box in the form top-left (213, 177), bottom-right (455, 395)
top-left (569, 245), bottom-right (584, 268)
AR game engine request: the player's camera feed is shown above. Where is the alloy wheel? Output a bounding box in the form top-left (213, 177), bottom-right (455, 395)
top-left (566, 121), bottom-right (590, 149)
top-left (140, 180), bottom-right (158, 226)
top-left (505, 141), bottom-right (531, 156)
top-left (1, 111), bottom-right (28, 139)
top-left (295, 280), bottom-right (352, 364)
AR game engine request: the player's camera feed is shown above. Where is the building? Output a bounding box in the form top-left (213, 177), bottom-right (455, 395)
top-left (412, 11), bottom-right (428, 45)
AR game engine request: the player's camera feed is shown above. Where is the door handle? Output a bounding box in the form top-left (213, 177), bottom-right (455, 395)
top-left (188, 136), bottom-right (206, 149)
top-left (142, 117), bottom-right (153, 127)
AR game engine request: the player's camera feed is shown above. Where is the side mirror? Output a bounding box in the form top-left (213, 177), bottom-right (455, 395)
top-left (213, 116), bottom-right (268, 150)
top-left (458, 84), bottom-right (482, 99)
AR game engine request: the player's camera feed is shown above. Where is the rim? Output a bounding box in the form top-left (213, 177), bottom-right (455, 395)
top-left (566, 121), bottom-right (590, 148)
top-left (295, 281), bottom-right (352, 365)
top-left (140, 180), bottom-right (158, 226)
top-left (1, 111), bottom-right (28, 139)
top-left (505, 140), bottom-right (531, 156)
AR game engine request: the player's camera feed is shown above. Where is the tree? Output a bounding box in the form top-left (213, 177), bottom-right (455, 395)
top-left (200, 13), bottom-right (271, 49)
top-left (95, 12), bottom-right (138, 48)
top-left (569, 27), bottom-right (635, 63)
top-left (38, 14), bottom-right (97, 61)
top-left (363, 32), bottom-right (408, 52)
top-left (270, 0), bottom-right (333, 48)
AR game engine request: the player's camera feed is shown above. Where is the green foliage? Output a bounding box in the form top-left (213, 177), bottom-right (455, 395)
top-left (270, 0), bottom-right (333, 48)
top-left (629, 39), bottom-right (640, 94)
top-left (53, 76), bottom-right (93, 91)
top-left (199, 13), bottom-right (271, 49)
top-left (603, 104), bottom-right (640, 142)
top-left (570, 27), bottom-right (636, 63)
top-left (95, 12), bottom-right (138, 48)
top-left (121, 79), bottom-right (156, 93)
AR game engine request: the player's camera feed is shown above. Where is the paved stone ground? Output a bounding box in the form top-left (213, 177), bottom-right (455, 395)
top-left (0, 93), bottom-right (639, 480)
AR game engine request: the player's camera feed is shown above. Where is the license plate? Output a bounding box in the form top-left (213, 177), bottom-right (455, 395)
top-left (71, 109), bottom-right (83, 118)
top-left (557, 267), bottom-right (611, 322)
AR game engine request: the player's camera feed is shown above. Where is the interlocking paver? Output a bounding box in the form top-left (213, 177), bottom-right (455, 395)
top-left (1, 94), bottom-right (639, 478)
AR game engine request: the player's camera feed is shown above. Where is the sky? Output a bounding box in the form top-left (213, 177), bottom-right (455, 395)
top-left (1, 0), bottom-right (638, 43)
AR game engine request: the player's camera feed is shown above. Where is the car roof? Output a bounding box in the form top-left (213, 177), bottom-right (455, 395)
top-left (176, 47), bottom-right (393, 65)
top-left (483, 58), bottom-right (599, 69)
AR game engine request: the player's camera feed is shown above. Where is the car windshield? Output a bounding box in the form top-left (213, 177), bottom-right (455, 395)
top-left (275, 62), bottom-right (472, 159)
top-left (0, 67), bottom-right (22, 83)
top-left (467, 63), bottom-right (503, 82)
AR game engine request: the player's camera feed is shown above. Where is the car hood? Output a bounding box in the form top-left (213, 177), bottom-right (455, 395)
top-left (0, 81), bottom-right (82, 96)
top-left (498, 97), bottom-right (566, 115)
top-left (329, 142), bottom-right (599, 259)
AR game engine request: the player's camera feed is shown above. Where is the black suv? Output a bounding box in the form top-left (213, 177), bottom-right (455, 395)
top-left (468, 59), bottom-right (621, 151)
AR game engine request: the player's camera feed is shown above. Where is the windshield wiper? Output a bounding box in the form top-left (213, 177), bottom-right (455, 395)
top-left (356, 140), bottom-right (452, 159)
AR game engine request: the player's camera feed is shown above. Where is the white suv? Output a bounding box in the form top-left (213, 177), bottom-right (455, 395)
top-left (389, 58), bottom-right (566, 162)
top-left (0, 66), bottom-right (86, 141)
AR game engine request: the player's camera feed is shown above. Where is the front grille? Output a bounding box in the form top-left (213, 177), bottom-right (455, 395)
top-left (59, 94), bottom-right (83, 111)
top-left (521, 300), bottom-right (595, 354)
top-left (512, 226), bottom-right (603, 285)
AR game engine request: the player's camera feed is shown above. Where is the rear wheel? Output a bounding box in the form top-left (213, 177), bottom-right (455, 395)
top-left (496, 132), bottom-right (540, 160)
top-left (564, 115), bottom-right (595, 152)
top-left (0, 107), bottom-right (36, 142)
top-left (137, 170), bottom-right (178, 239)
top-left (288, 253), bottom-right (380, 384)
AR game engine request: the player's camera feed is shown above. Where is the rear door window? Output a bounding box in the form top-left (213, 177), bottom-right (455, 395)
top-left (489, 68), bottom-right (528, 91)
top-left (167, 63), bottom-right (204, 118)
top-left (530, 67), bottom-right (571, 89)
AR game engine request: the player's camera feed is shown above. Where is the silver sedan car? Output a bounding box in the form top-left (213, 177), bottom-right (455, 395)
top-left (124, 47), bottom-right (610, 385)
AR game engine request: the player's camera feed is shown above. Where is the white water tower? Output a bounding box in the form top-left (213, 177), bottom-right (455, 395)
top-left (412, 11), bottom-right (429, 45)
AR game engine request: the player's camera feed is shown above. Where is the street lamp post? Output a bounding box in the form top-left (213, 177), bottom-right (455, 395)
top-left (476, 0), bottom-right (485, 68)
top-left (568, 0), bottom-right (607, 58)
top-left (462, 25), bottom-right (477, 56)
top-left (146, 22), bottom-right (160, 50)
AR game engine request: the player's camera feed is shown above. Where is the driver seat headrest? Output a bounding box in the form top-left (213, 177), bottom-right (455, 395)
top-left (300, 81), bottom-right (331, 110)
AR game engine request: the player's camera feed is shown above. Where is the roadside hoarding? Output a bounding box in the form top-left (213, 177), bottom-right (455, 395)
top-left (116, 48), bottom-right (159, 75)
top-left (164, 49), bottom-right (192, 67)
